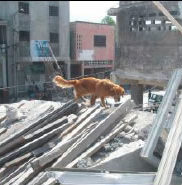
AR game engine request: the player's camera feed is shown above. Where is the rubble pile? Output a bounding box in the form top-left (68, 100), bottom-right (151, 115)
top-left (0, 96), bottom-right (157, 184)
top-left (75, 111), bottom-right (156, 171)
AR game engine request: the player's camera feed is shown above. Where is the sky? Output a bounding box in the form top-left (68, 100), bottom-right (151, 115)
top-left (70, 1), bottom-right (119, 23)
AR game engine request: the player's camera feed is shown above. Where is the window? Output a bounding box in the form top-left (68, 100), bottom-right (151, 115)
top-left (170, 11), bottom-right (178, 16)
top-left (94, 35), bottom-right (106, 47)
top-left (50, 33), bottom-right (59, 43)
top-left (149, 13), bottom-right (156, 17)
top-left (30, 63), bottom-right (45, 74)
top-left (139, 26), bottom-right (143, 31)
top-left (145, 20), bottom-right (152, 25)
top-left (154, 20), bottom-right (162, 25)
top-left (138, 19), bottom-right (143, 25)
top-left (18, 2), bottom-right (29, 14)
top-left (159, 12), bottom-right (164, 16)
top-left (0, 25), bottom-right (7, 44)
top-left (19, 31), bottom-right (30, 42)
top-left (49, 6), bottom-right (59, 16)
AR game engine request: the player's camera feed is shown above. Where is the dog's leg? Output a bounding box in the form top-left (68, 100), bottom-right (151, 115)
top-left (100, 97), bottom-right (109, 109)
top-left (90, 95), bottom-right (97, 106)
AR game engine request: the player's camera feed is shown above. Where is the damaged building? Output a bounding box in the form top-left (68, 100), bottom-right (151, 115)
top-left (1, 1), bottom-right (182, 185)
top-left (109, 1), bottom-right (182, 105)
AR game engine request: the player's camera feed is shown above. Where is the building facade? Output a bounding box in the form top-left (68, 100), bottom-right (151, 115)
top-left (108, 1), bottom-right (182, 104)
top-left (0, 1), bottom-right (70, 98)
top-left (70, 21), bottom-right (115, 78)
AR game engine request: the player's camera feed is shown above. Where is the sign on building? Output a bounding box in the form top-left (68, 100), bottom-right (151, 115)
top-left (30, 40), bottom-right (52, 61)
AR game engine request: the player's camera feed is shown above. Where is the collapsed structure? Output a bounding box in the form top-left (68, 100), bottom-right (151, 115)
top-left (109, 1), bottom-right (182, 105)
top-left (1, 67), bottom-right (182, 185)
top-left (1, 1), bottom-right (182, 185)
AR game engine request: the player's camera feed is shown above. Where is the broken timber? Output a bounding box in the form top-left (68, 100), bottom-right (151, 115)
top-left (0, 101), bottom-right (78, 156)
top-left (52, 98), bottom-right (135, 168)
top-left (0, 117), bottom-right (68, 166)
top-left (66, 113), bottom-right (137, 168)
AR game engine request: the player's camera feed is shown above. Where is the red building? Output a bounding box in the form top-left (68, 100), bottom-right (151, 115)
top-left (70, 21), bottom-right (115, 78)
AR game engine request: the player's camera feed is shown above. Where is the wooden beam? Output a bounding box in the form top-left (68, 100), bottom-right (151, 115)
top-left (52, 98), bottom-right (135, 168)
top-left (152, 1), bottom-right (182, 35)
top-left (154, 92), bottom-right (182, 185)
top-left (66, 114), bottom-right (137, 168)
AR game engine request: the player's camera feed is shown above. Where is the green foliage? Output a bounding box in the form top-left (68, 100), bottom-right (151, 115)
top-left (101, 16), bottom-right (115, 25)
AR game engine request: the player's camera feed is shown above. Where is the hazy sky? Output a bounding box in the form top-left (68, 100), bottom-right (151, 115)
top-left (70, 1), bottom-right (119, 23)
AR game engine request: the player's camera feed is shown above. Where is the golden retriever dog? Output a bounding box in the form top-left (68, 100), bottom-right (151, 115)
top-left (53, 75), bottom-right (125, 108)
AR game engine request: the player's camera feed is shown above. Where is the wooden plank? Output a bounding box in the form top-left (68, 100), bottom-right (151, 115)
top-left (0, 127), bottom-right (7, 135)
top-left (12, 166), bottom-right (36, 185)
top-left (52, 98), bottom-right (135, 168)
top-left (31, 134), bottom-right (81, 168)
top-left (0, 117), bottom-right (68, 157)
top-left (4, 152), bottom-right (32, 168)
top-left (1, 158), bottom-right (35, 185)
top-left (26, 172), bottom-right (48, 185)
top-left (60, 104), bottom-right (99, 138)
top-left (141, 69), bottom-right (182, 166)
top-left (66, 114), bottom-right (137, 168)
top-left (0, 104), bottom-right (54, 150)
top-left (0, 100), bottom-right (76, 153)
top-left (62, 107), bottom-right (102, 141)
top-left (0, 118), bottom-right (68, 166)
top-left (152, 1), bottom-right (182, 35)
top-left (154, 92), bottom-right (182, 185)
top-left (27, 101), bottom-right (78, 134)
top-left (0, 167), bottom-right (6, 180)
top-left (32, 141), bottom-right (57, 157)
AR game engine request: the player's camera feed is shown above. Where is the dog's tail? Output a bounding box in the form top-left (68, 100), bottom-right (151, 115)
top-left (52, 75), bottom-right (76, 88)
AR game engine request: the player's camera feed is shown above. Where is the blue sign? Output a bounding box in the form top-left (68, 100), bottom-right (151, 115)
top-left (30, 40), bottom-right (51, 61)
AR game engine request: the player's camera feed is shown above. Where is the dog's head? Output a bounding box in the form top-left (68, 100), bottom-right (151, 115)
top-left (52, 75), bottom-right (62, 85)
top-left (112, 85), bottom-right (125, 102)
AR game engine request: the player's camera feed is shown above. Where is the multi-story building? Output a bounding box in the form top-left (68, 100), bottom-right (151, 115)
top-left (70, 21), bottom-right (115, 78)
top-left (0, 1), bottom-right (70, 99)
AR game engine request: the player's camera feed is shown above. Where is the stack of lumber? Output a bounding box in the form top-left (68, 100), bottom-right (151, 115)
top-left (0, 97), bottom-right (136, 185)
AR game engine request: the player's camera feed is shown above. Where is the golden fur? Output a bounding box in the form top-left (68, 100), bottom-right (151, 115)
top-left (53, 75), bottom-right (125, 108)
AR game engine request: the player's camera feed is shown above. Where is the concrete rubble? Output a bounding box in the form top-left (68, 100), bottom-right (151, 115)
top-left (0, 95), bottom-right (164, 185)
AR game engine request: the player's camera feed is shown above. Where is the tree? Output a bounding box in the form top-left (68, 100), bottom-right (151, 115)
top-left (101, 16), bottom-right (115, 25)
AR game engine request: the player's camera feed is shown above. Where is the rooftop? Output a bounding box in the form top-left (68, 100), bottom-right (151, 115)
top-left (70, 21), bottom-right (114, 26)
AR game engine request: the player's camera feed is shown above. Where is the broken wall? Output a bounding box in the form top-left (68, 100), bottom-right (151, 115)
top-left (115, 1), bottom-right (182, 83)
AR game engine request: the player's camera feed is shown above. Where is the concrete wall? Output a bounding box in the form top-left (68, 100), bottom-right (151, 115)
top-left (59, 1), bottom-right (70, 61)
top-left (115, 1), bottom-right (182, 84)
